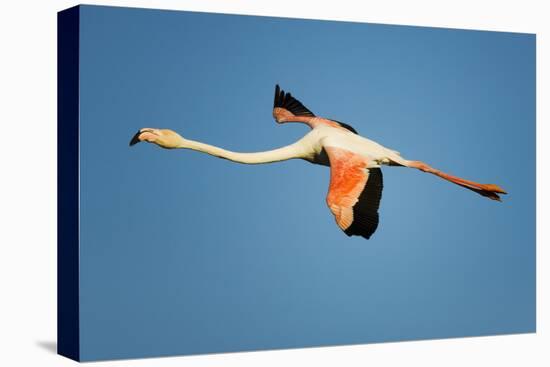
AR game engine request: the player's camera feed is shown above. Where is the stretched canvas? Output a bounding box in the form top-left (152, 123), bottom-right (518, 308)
top-left (58, 4), bottom-right (536, 362)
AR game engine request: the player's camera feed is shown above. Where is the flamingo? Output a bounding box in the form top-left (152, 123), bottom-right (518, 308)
top-left (129, 85), bottom-right (506, 239)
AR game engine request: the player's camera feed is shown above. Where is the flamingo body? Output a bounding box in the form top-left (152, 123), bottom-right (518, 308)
top-left (130, 85), bottom-right (506, 239)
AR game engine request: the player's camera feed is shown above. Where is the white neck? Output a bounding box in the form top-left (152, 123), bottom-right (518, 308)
top-left (177, 138), bottom-right (307, 164)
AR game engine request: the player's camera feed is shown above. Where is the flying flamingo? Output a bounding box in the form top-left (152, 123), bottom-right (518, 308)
top-left (130, 85), bottom-right (506, 239)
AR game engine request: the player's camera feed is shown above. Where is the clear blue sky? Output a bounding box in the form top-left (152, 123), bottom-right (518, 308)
top-left (77, 5), bottom-right (535, 361)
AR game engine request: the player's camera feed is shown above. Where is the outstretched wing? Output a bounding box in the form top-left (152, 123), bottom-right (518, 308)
top-left (325, 146), bottom-right (383, 239)
top-left (273, 84), bottom-right (315, 118)
top-left (272, 85), bottom-right (358, 134)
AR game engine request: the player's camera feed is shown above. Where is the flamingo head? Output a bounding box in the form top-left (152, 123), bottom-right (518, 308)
top-left (129, 128), bottom-right (185, 149)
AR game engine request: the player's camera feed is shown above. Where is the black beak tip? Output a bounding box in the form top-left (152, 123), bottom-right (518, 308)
top-left (129, 131), bottom-right (141, 147)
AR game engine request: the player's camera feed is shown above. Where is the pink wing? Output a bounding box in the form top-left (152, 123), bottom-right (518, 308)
top-left (272, 85), bottom-right (358, 133)
top-left (325, 146), bottom-right (383, 239)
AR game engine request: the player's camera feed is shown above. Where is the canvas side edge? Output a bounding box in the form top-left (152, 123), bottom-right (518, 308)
top-left (57, 5), bottom-right (81, 362)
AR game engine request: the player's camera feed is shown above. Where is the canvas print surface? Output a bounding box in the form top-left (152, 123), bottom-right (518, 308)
top-left (58, 5), bottom-right (536, 362)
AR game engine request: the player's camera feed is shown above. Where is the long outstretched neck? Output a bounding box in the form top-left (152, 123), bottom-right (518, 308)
top-left (178, 138), bottom-right (305, 164)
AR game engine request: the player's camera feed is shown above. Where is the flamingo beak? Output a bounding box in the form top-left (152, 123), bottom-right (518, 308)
top-left (129, 130), bottom-right (142, 146)
top-left (129, 128), bottom-right (159, 146)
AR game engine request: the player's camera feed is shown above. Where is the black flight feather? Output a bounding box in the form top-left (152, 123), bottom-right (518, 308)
top-left (273, 85), bottom-right (358, 134)
top-left (343, 168), bottom-right (383, 239)
top-left (274, 84), bottom-right (315, 117)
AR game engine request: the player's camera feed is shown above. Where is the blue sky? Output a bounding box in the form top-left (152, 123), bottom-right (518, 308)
top-left (77, 5), bottom-right (535, 361)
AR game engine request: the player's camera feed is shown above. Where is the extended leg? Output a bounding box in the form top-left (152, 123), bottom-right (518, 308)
top-left (398, 159), bottom-right (507, 201)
